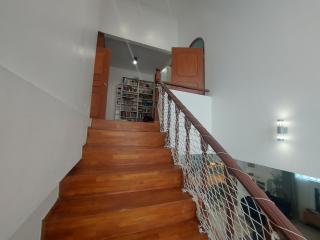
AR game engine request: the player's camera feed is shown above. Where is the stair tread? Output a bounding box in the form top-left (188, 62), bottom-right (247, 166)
top-left (81, 146), bottom-right (171, 167)
top-left (86, 129), bottom-right (165, 147)
top-left (43, 120), bottom-right (206, 239)
top-left (46, 188), bottom-right (191, 222)
top-left (84, 144), bottom-right (165, 149)
top-left (107, 220), bottom-right (208, 240)
top-left (60, 164), bottom-right (182, 197)
top-left (83, 145), bottom-right (169, 150)
top-left (44, 200), bottom-right (196, 240)
top-left (91, 119), bottom-right (160, 132)
top-left (68, 164), bottom-right (179, 176)
top-left (87, 128), bottom-right (164, 135)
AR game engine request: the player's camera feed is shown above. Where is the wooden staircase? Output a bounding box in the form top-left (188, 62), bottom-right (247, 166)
top-left (42, 119), bottom-right (207, 240)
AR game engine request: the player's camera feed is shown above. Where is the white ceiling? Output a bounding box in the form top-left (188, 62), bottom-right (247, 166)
top-left (105, 35), bottom-right (171, 74)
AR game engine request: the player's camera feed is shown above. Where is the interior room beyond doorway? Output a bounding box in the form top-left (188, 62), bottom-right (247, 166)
top-left (104, 34), bottom-right (171, 121)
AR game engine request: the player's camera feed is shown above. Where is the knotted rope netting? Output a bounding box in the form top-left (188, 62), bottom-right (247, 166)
top-left (157, 84), bottom-right (306, 240)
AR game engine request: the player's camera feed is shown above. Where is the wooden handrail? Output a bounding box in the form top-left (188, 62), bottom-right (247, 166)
top-left (162, 81), bottom-right (210, 93)
top-left (160, 82), bottom-right (304, 240)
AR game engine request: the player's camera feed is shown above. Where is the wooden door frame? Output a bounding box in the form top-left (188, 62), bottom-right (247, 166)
top-left (89, 32), bottom-right (110, 119)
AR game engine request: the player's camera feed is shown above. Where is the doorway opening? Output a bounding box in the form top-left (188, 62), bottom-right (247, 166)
top-left (90, 32), bottom-right (171, 122)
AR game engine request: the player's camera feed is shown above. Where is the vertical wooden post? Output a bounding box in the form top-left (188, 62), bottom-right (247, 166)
top-left (160, 89), bottom-right (165, 131)
top-left (153, 69), bottom-right (161, 121)
top-left (184, 117), bottom-right (191, 163)
top-left (184, 116), bottom-right (192, 189)
top-left (174, 105), bottom-right (180, 162)
top-left (166, 96), bottom-right (172, 146)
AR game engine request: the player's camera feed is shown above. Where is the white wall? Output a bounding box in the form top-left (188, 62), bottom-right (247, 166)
top-left (9, 188), bottom-right (59, 240)
top-left (174, 0), bottom-right (320, 178)
top-left (162, 90), bottom-right (212, 155)
top-left (99, 0), bottom-right (178, 51)
top-left (0, 0), bottom-right (101, 239)
top-left (160, 66), bottom-right (172, 82)
top-left (106, 66), bottom-right (153, 120)
top-left (172, 90), bottom-right (212, 133)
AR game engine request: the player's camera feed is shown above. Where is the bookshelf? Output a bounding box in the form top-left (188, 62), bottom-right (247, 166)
top-left (115, 77), bottom-right (154, 121)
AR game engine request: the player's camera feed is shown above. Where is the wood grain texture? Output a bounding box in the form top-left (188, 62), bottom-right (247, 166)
top-left (59, 165), bottom-right (182, 197)
top-left (90, 48), bottom-right (110, 119)
top-left (91, 119), bottom-right (160, 132)
top-left (108, 220), bottom-right (208, 240)
top-left (87, 129), bottom-right (165, 147)
top-left (44, 199), bottom-right (195, 239)
top-left (163, 81), bottom-right (209, 95)
top-left (42, 119), bottom-right (206, 240)
top-left (171, 47), bottom-right (204, 92)
top-left (81, 146), bottom-right (172, 167)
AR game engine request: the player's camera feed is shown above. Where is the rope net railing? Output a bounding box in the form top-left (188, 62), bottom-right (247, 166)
top-left (157, 84), bottom-right (306, 240)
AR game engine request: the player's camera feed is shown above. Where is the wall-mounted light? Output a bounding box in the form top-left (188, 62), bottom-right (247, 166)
top-left (276, 119), bottom-right (288, 141)
top-left (132, 56), bottom-right (138, 65)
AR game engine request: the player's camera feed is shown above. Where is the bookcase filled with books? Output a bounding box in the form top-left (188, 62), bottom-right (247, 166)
top-left (115, 77), bottom-right (154, 121)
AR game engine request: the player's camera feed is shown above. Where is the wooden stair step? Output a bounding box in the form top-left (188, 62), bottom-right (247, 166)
top-left (108, 220), bottom-right (208, 240)
top-left (43, 189), bottom-right (196, 239)
top-left (60, 165), bottom-right (182, 197)
top-left (42, 119), bottom-right (207, 239)
top-left (87, 129), bottom-right (165, 147)
top-left (46, 188), bottom-right (191, 221)
top-left (81, 146), bottom-right (172, 167)
top-left (91, 119), bottom-right (160, 132)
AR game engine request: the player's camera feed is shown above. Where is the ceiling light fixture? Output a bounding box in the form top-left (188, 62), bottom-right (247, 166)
top-left (132, 56), bottom-right (138, 65)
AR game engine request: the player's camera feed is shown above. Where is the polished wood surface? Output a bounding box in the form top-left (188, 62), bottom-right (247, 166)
top-left (163, 81), bottom-right (209, 95)
top-left (59, 165), bottom-right (182, 197)
top-left (87, 129), bottom-right (166, 147)
top-left (108, 220), bottom-right (208, 240)
top-left (92, 119), bottom-right (160, 132)
top-left (171, 48), bottom-right (204, 94)
top-left (90, 47), bottom-right (110, 119)
top-left (42, 119), bottom-right (207, 240)
top-left (96, 32), bottom-right (105, 49)
top-left (81, 146), bottom-right (171, 167)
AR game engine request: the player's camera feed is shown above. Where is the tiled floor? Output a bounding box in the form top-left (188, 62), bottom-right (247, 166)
top-left (293, 220), bottom-right (320, 240)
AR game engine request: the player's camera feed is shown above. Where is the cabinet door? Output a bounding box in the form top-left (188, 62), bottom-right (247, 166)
top-left (90, 48), bottom-right (111, 119)
top-left (171, 47), bottom-right (204, 90)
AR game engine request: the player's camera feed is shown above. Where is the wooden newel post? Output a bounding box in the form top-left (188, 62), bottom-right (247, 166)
top-left (153, 68), bottom-right (161, 121)
top-left (155, 68), bottom-right (161, 83)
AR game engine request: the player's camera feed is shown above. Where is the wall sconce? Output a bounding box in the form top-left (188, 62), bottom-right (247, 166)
top-left (277, 119), bottom-right (288, 141)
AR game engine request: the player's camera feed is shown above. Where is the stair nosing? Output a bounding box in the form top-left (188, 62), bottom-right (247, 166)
top-left (45, 190), bottom-right (193, 223)
top-left (65, 165), bottom-right (181, 176)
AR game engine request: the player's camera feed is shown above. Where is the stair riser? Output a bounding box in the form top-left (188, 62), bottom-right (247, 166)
top-left (87, 130), bottom-right (165, 147)
top-left (108, 221), bottom-right (207, 240)
top-left (60, 170), bottom-right (182, 197)
top-left (81, 148), bottom-right (172, 167)
top-left (44, 200), bottom-right (195, 239)
top-left (91, 120), bottom-right (160, 132)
